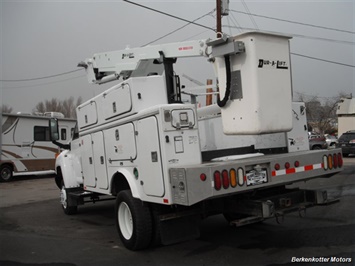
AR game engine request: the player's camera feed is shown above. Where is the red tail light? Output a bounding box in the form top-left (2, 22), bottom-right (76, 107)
top-left (214, 171), bottom-right (222, 191)
top-left (338, 153), bottom-right (343, 167)
top-left (333, 154), bottom-right (338, 169)
top-left (285, 162), bottom-right (290, 169)
top-left (222, 170), bottom-right (229, 189)
top-left (200, 173), bottom-right (207, 181)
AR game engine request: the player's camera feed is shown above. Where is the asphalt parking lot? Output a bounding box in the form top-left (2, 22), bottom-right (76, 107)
top-left (0, 156), bottom-right (354, 266)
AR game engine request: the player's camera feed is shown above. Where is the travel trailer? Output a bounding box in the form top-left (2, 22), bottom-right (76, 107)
top-left (1, 112), bottom-right (76, 181)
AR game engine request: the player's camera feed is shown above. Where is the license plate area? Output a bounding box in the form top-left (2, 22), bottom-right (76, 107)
top-left (246, 169), bottom-right (268, 186)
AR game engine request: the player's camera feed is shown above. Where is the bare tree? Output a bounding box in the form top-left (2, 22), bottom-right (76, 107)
top-left (33, 97), bottom-right (82, 118)
top-left (296, 92), bottom-right (348, 135)
top-left (2, 104), bottom-right (13, 114)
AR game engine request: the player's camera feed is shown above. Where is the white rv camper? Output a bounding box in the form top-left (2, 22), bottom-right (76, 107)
top-left (0, 112), bottom-right (76, 181)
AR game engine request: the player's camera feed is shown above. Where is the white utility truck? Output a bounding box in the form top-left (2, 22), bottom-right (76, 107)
top-left (1, 112), bottom-right (76, 182)
top-left (49, 32), bottom-right (344, 250)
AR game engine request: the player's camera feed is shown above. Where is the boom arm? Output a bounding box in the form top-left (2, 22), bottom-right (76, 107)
top-left (80, 39), bottom-right (212, 84)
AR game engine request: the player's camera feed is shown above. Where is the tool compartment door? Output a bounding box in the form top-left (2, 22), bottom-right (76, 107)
top-left (92, 131), bottom-right (108, 189)
top-left (136, 116), bottom-right (164, 197)
top-left (81, 134), bottom-right (96, 188)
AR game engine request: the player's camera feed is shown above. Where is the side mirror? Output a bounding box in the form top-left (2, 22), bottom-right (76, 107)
top-left (49, 118), bottom-right (59, 141)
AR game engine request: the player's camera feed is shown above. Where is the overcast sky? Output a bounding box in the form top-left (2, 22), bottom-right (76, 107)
top-left (1, 0), bottom-right (354, 114)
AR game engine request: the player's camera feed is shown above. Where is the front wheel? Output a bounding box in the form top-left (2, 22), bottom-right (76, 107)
top-left (60, 183), bottom-right (77, 215)
top-left (0, 165), bottom-right (13, 182)
top-left (115, 190), bottom-right (152, 250)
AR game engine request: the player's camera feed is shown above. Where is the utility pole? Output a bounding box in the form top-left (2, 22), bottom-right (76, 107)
top-left (216, 0), bottom-right (222, 38)
top-left (217, 0), bottom-right (229, 38)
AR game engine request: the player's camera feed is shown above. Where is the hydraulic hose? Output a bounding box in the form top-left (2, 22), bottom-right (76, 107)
top-left (217, 55), bottom-right (231, 108)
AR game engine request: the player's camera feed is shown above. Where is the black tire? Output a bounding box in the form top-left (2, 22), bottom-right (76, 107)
top-left (343, 153), bottom-right (349, 158)
top-left (115, 190), bottom-right (152, 250)
top-left (0, 165), bottom-right (13, 182)
top-left (60, 182), bottom-right (78, 215)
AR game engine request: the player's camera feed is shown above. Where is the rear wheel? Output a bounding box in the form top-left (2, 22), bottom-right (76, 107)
top-left (115, 190), bottom-right (152, 250)
top-left (0, 165), bottom-right (13, 182)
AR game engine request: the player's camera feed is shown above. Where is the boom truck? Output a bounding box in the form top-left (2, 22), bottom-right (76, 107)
top-left (49, 32), bottom-right (344, 250)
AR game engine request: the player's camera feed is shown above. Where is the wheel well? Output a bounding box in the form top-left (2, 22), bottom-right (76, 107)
top-left (0, 163), bottom-right (14, 171)
top-left (55, 167), bottom-right (63, 189)
top-left (111, 172), bottom-right (130, 196)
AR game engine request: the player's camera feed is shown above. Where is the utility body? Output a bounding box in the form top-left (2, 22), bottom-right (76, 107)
top-left (0, 112), bottom-right (75, 182)
top-left (50, 32), bottom-right (343, 250)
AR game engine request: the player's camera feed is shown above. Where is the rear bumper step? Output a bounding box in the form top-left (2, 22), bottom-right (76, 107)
top-left (225, 188), bottom-right (339, 226)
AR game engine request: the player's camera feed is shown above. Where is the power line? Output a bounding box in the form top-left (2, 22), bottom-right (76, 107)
top-left (229, 9), bottom-right (355, 34)
top-left (142, 9), bottom-right (215, 46)
top-left (0, 69), bottom-right (83, 82)
top-left (223, 25), bottom-right (355, 45)
top-left (1, 74), bottom-right (86, 90)
top-left (229, 11), bottom-right (243, 33)
top-left (241, 0), bottom-right (259, 30)
top-left (123, 0), bottom-right (215, 33)
top-left (291, 53), bottom-right (355, 68)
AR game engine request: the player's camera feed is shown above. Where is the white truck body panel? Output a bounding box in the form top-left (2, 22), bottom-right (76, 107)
top-left (198, 102), bottom-right (309, 155)
top-left (77, 76), bottom-right (168, 131)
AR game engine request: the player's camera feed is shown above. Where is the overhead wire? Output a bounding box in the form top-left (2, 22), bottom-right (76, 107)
top-left (291, 53), bottom-right (355, 68)
top-left (229, 11), bottom-right (243, 33)
top-left (223, 25), bottom-right (355, 45)
top-left (123, 0), bottom-right (215, 32)
top-left (2, 3), bottom-right (354, 85)
top-left (142, 8), bottom-right (215, 46)
top-left (0, 69), bottom-right (83, 82)
top-left (1, 75), bottom-right (86, 90)
top-left (229, 9), bottom-right (355, 34)
top-left (241, 0), bottom-right (259, 30)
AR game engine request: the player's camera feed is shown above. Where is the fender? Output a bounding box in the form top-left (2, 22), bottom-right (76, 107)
top-left (111, 167), bottom-right (140, 199)
top-left (55, 150), bottom-right (82, 189)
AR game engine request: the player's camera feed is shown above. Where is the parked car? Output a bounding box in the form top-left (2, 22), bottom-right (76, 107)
top-left (325, 134), bottom-right (338, 147)
top-left (336, 130), bottom-right (355, 157)
top-left (309, 135), bottom-right (328, 150)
